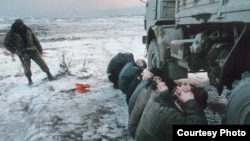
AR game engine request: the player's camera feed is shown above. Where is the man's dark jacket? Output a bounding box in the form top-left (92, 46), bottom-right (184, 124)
top-left (128, 87), bottom-right (156, 139)
top-left (128, 78), bottom-right (153, 116)
top-left (135, 90), bottom-right (208, 141)
top-left (118, 62), bottom-right (144, 102)
top-left (107, 53), bottom-right (134, 84)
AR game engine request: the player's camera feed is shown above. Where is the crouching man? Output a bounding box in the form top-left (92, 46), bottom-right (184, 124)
top-left (135, 81), bottom-right (208, 141)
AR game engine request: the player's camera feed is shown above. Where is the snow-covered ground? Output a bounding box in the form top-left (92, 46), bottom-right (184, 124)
top-left (0, 15), bottom-right (227, 141)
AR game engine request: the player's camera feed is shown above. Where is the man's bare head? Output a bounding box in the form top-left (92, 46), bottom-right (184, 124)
top-left (135, 59), bottom-right (147, 69)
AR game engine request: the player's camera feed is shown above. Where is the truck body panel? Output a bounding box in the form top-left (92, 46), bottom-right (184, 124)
top-left (176, 0), bottom-right (250, 24)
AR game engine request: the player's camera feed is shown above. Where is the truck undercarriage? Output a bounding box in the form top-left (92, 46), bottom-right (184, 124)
top-left (143, 0), bottom-right (250, 124)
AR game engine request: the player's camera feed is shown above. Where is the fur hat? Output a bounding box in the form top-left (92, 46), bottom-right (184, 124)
top-left (149, 67), bottom-right (161, 77)
top-left (191, 85), bottom-right (208, 109)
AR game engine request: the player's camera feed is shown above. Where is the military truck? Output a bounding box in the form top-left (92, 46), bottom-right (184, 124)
top-left (141, 0), bottom-right (250, 124)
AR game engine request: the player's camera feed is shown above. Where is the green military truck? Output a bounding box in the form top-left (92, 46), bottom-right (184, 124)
top-left (141, 0), bottom-right (250, 124)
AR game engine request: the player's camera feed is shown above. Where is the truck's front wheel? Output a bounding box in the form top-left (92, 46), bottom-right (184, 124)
top-left (148, 40), bottom-right (161, 70)
top-left (224, 81), bottom-right (250, 124)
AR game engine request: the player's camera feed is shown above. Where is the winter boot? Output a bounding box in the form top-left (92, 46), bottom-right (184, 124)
top-left (46, 71), bottom-right (54, 81)
top-left (28, 77), bottom-right (33, 85)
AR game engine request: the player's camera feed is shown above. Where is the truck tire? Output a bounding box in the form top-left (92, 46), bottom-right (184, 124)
top-left (147, 40), bottom-right (161, 70)
top-left (224, 81), bottom-right (250, 124)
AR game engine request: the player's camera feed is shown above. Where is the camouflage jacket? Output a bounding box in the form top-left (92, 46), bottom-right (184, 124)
top-left (4, 28), bottom-right (43, 54)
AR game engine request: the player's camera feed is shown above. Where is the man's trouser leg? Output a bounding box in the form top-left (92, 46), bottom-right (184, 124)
top-left (19, 55), bottom-right (32, 84)
top-left (30, 52), bottom-right (53, 80)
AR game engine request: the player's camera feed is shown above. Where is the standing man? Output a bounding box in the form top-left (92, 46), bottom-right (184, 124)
top-left (4, 19), bottom-right (54, 85)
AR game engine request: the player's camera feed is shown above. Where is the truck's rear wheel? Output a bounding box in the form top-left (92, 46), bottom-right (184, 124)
top-left (224, 81), bottom-right (250, 124)
top-left (148, 40), bottom-right (161, 69)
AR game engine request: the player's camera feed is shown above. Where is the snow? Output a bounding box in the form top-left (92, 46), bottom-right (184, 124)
top-left (0, 15), bottom-right (227, 141)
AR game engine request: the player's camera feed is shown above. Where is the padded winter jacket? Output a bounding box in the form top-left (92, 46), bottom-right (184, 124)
top-left (128, 88), bottom-right (157, 139)
top-left (106, 53), bottom-right (134, 84)
top-left (118, 62), bottom-right (144, 96)
top-left (128, 78), bottom-right (153, 116)
top-left (135, 90), bottom-right (208, 141)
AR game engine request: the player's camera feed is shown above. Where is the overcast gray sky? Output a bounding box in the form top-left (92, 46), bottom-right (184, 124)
top-left (0, 0), bottom-right (145, 17)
